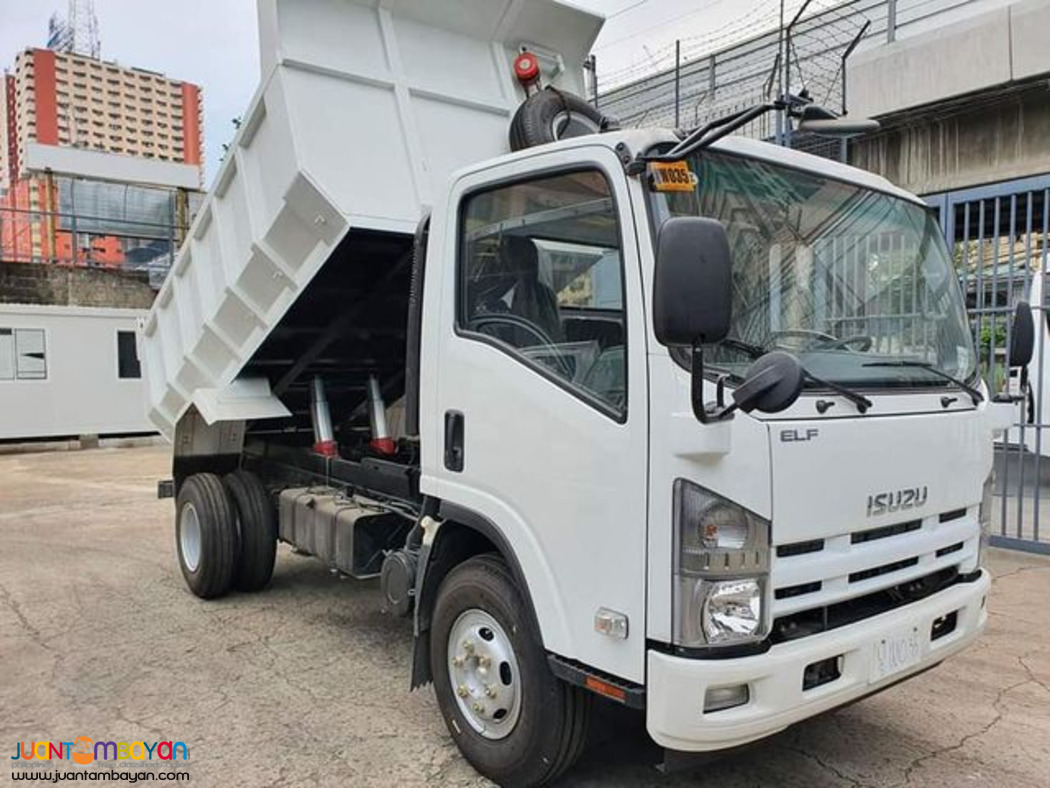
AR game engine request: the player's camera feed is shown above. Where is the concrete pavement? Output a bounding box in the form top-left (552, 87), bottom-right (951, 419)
top-left (1, 445), bottom-right (1048, 787)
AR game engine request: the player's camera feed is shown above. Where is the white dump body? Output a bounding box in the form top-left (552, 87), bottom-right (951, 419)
top-left (139, 0), bottom-right (603, 438)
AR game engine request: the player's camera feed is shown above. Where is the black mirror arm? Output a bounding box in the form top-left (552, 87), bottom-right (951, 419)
top-left (993, 366), bottom-right (1030, 404)
top-left (635, 101), bottom-right (785, 173)
top-left (691, 344), bottom-right (737, 423)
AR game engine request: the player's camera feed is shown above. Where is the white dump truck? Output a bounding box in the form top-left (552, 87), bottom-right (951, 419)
top-left (140, 0), bottom-right (1033, 784)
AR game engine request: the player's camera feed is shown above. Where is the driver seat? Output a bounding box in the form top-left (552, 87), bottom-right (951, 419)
top-left (499, 236), bottom-right (564, 343)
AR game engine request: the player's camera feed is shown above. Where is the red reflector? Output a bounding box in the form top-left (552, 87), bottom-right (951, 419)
top-left (514, 52), bottom-right (540, 84)
top-left (584, 676), bottom-right (626, 703)
top-left (313, 440), bottom-right (338, 457)
top-left (370, 437), bottom-right (397, 456)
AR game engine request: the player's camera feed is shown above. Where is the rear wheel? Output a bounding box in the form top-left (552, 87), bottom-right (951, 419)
top-left (175, 473), bottom-right (237, 599)
top-left (431, 554), bottom-right (589, 787)
top-left (223, 470), bottom-right (277, 592)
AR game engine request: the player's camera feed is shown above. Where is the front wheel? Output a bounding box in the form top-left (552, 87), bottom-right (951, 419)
top-left (430, 554), bottom-right (589, 787)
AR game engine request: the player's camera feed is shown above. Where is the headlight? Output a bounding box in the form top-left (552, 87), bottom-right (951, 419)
top-left (673, 480), bottom-right (770, 648)
top-left (977, 470), bottom-right (995, 567)
top-left (701, 579), bottom-right (763, 644)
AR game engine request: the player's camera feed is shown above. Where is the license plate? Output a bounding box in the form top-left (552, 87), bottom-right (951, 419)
top-left (648, 161), bottom-right (698, 192)
top-left (870, 626), bottom-right (924, 684)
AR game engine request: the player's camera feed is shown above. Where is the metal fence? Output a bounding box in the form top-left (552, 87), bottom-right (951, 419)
top-left (931, 175), bottom-right (1050, 554)
top-left (0, 176), bottom-right (201, 288)
top-left (597, 0), bottom-right (983, 159)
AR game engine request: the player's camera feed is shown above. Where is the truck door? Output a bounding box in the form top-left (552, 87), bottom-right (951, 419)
top-left (423, 146), bottom-right (649, 683)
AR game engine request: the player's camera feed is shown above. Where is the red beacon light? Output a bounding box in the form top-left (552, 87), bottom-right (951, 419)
top-left (513, 51), bottom-right (541, 92)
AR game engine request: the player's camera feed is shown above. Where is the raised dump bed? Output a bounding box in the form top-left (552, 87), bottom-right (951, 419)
top-left (139, 0), bottom-right (602, 439)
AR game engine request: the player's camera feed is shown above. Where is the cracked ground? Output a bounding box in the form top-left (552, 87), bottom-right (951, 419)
top-left (1, 445), bottom-right (1049, 787)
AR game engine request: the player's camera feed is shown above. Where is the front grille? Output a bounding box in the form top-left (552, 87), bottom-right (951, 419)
top-left (852, 519), bottom-right (922, 544)
top-left (777, 538), bottom-right (825, 557)
top-left (770, 507), bottom-right (979, 642)
top-left (936, 542), bottom-right (964, 558)
top-left (771, 567), bottom-right (960, 644)
top-left (775, 581), bottom-right (822, 600)
top-left (849, 556), bottom-right (919, 583)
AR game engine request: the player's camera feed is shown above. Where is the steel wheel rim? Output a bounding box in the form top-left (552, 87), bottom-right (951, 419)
top-left (551, 110), bottom-right (601, 140)
top-left (180, 502), bottom-right (202, 572)
top-left (447, 608), bottom-right (522, 739)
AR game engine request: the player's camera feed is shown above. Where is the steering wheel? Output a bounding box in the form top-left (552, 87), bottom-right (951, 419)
top-left (816, 335), bottom-right (874, 352)
top-left (467, 313), bottom-right (574, 379)
top-left (769, 329), bottom-right (838, 348)
top-left (720, 337), bottom-right (766, 359)
top-left (769, 329), bottom-right (873, 353)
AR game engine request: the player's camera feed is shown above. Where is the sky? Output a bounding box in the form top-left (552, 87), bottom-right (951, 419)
top-left (0, 0), bottom-right (820, 186)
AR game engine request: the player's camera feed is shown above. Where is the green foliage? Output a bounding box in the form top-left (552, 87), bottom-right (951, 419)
top-left (977, 318), bottom-right (1008, 393)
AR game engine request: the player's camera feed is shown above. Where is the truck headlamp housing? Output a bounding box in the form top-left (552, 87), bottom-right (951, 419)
top-left (978, 470), bottom-right (995, 568)
top-left (673, 480), bottom-right (770, 648)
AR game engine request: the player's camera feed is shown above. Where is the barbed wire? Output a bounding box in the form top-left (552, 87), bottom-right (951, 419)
top-left (596, 0), bottom-right (786, 88)
top-left (595, 0), bottom-right (848, 90)
top-left (599, 0), bottom-right (878, 141)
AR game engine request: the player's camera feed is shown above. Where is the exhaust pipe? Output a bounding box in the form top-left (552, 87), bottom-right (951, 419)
top-left (367, 375), bottom-right (396, 455)
top-left (310, 375), bottom-right (338, 457)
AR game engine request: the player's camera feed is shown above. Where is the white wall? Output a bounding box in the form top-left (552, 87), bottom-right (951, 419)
top-left (24, 142), bottom-right (201, 190)
top-left (0, 304), bottom-right (153, 441)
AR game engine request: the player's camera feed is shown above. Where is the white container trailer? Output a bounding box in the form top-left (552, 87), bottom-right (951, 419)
top-left (1, 304), bottom-right (151, 441)
top-left (141, 1), bottom-right (1028, 784)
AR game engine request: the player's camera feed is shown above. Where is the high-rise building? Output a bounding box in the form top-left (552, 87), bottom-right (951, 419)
top-left (0, 44), bottom-right (204, 279)
top-left (0, 48), bottom-right (203, 190)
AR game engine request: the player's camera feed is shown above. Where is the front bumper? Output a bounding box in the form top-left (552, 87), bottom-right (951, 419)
top-left (646, 569), bottom-right (991, 752)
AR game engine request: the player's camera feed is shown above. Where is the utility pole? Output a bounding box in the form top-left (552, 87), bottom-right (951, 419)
top-left (775, 0), bottom-right (786, 146)
top-left (589, 54), bottom-right (599, 109)
top-left (674, 40), bottom-right (681, 128)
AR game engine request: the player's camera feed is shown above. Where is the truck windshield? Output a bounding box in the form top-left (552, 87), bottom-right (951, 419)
top-left (648, 150), bottom-right (977, 390)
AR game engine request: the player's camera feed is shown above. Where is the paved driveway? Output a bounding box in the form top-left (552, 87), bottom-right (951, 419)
top-left (2, 445), bottom-right (1048, 786)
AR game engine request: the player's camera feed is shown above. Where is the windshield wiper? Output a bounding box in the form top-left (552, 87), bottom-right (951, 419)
top-left (862, 361), bottom-right (983, 405)
top-left (715, 339), bottom-right (873, 412)
top-left (802, 368), bottom-right (873, 414)
top-left (721, 337), bottom-right (767, 359)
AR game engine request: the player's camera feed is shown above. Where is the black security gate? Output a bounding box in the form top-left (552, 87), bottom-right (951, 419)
top-left (930, 175), bottom-right (1050, 554)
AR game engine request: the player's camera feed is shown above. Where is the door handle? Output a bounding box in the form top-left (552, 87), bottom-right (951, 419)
top-left (444, 410), bottom-right (464, 472)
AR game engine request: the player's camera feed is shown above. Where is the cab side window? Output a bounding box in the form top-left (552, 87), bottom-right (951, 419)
top-left (458, 170), bottom-right (626, 417)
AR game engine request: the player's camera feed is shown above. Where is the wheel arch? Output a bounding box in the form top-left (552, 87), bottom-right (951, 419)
top-left (171, 409), bottom-right (244, 496)
top-left (410, 501), bottom-right (565, 689)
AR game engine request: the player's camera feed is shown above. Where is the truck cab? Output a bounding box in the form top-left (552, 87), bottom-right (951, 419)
top-left (420, 128), bottom-right (997, 758)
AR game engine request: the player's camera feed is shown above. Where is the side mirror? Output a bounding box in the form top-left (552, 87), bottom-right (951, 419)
top-left (733, 351), bottom-right (805, 414)
top-left (1009, 300), bottom-right (1035, 369)
top-left (653, 216), bottom-right (732, 347)
top-left (796, 105), bottom-right (880, 138)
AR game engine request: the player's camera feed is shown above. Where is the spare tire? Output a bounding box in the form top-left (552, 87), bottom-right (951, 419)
top-left (509, 88), bottom-right (614, 152)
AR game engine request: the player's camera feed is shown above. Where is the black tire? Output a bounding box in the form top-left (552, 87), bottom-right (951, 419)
top-left (223, 470), bottom-right (277, 592)
top-left (175, 473), bottom-right (237, 600)
top-left (431, 554), bottom-right (589, 787)
top-left (509, 88), bottom-right (610, 152)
